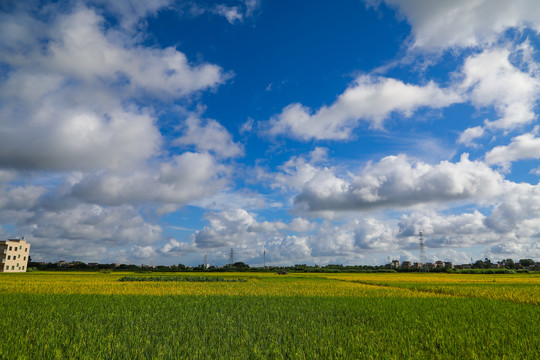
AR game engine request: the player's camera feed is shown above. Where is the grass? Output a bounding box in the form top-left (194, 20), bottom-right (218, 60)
top-left (0, 272), bottom-right (538, 359)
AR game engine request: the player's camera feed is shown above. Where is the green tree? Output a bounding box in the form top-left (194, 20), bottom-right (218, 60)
top-left (519, 259), bottom-right (535, 267)
top-left (500, 258), bottom-right (515, 269)
top-left (233, 262), bottom-right (250, 269)
top-left (473, 258), bottom-right (492, 269)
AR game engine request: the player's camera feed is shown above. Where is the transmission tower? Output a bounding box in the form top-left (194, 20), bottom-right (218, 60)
top-left (229, 248), bottom-right (234, 266)
top-left (419, 231), bottom-right (427, 271)
top-left (264, 250), bottom-right (267, 268)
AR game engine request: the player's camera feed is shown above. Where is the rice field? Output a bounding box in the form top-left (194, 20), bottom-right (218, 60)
top-left (0, 272), bottom-right (538, 359)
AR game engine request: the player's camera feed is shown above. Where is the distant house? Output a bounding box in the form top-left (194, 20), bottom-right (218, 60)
top-left (0, 237), bottom-right (31, 273)
top-left (400, 260), bottom-right (455, 270)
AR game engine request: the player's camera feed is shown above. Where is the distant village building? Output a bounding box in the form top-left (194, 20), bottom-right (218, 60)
top-left (399, 260), bottom-right (454, 269)
top-left (0, 237), bottom-right (31, 273)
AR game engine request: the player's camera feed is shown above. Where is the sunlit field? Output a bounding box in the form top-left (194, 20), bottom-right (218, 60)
top-left (1, 272), bottom-right (538, 359)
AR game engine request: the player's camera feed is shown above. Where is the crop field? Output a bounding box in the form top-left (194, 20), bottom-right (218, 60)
top-left (0, 272), bottom-right (538, 359)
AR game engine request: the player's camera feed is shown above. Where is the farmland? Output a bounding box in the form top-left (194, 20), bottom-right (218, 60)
top-left (0, 272), bottom-right (538, 359)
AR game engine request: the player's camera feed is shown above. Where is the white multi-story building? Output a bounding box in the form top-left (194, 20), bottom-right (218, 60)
top-left (0, 237), bottom-right (31, 273)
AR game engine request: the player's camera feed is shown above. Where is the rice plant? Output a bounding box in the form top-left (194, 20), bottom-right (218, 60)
top-left (0, 272), bottom-right (538, 359)
top-left (117, 276), bottom-right (247, 282)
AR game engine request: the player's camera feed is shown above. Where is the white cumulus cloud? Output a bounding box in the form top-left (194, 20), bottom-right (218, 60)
top-left (294, 154), bottom-right (505, 213)
top-left (70, 152), bottom-right (228, 213)
top-left (485, 132), bottom-right (540, 170)
top-left (265, 75), bottom-right (460, 140)
top-left (0, 4), bottom-right (226, 172)
top-left (174, 115), bottom-right (244, 158)
top-left (460, 46), bottom-right (540, 133)
top-left (372, 0), bottom-right (540, 49)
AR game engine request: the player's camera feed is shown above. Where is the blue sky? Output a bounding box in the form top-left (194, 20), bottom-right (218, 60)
top-left (2, 0), bottom-right (540, 266)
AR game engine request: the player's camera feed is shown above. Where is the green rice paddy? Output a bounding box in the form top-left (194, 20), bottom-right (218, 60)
top-left (0, 272), bottom-right (538, 359)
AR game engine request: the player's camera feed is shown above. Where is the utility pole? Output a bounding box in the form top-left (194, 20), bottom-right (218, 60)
top-left (264, 250), bottom-right (266, 269)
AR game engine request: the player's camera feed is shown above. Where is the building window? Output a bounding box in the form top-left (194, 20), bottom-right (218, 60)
top-left (7, 255), bottom-right (10, 260)
top-left (22, 266), bottom-right (24, 270)
top-left (9, 246), bottom-right (12, 251)
top-left (25, 248), bottom-right (27, 252)
top-left (23, 256), bottom-right (26, 260)
top-left (11, 266), bottom-right (14, 270)
top-left (18, 254), bottom-right (20, 259)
